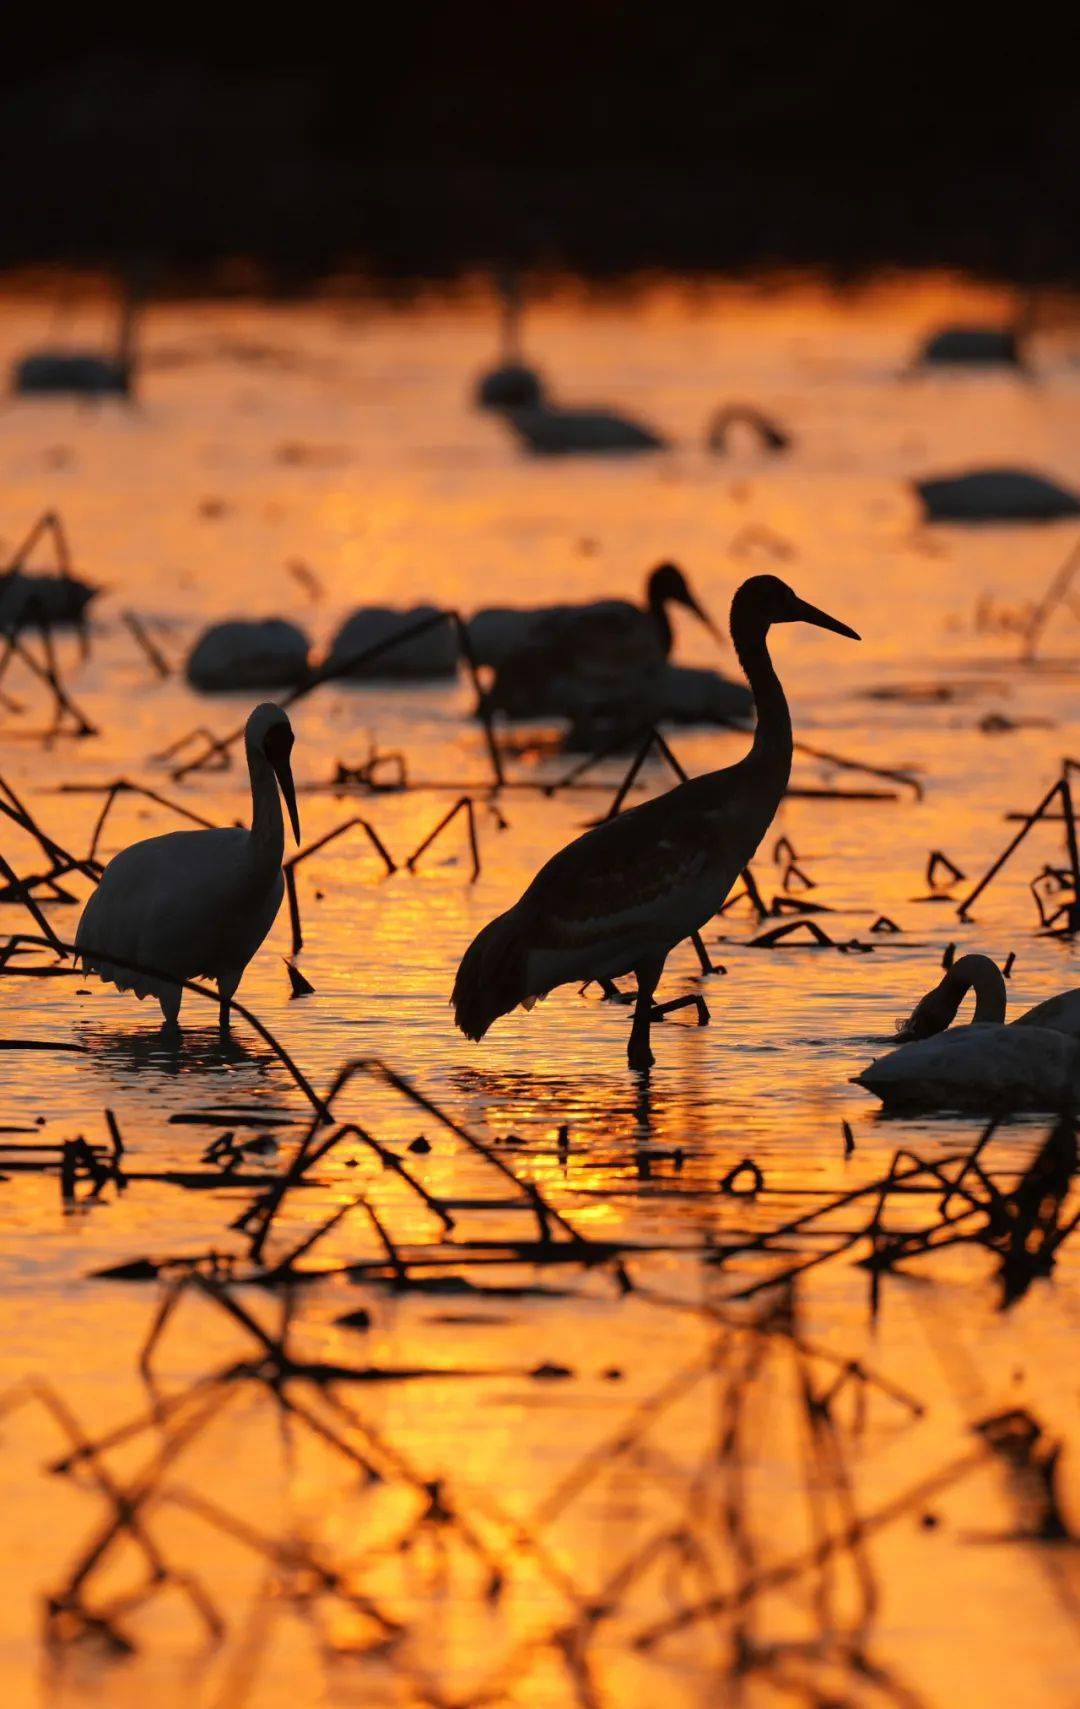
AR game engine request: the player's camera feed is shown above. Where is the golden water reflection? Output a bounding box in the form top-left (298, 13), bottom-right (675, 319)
top-left (0, 273), bottom-right (1077, 1706)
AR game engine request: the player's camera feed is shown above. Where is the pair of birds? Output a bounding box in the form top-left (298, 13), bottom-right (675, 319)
top-left (76, 572), bottom-right (855, 1065)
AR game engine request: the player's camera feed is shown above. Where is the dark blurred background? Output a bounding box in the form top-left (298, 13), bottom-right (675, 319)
top-left (1, 7), bottom-right (1077, 288)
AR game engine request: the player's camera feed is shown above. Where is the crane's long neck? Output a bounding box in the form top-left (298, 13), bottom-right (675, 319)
top-left (647, 585), bottom-right (674, 658)
top-left (246, 738), bottom-right (285, 877)
top-left (732, 608), bottom-right (792, 784)
top-left (949, 955), bottom-right (1007, 1023)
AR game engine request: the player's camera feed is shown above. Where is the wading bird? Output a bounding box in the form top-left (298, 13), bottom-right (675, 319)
top-left (484, 563), bottom-right (754, 733)
top-left (76, 704), bottom-right (300, 1032)
top-left (482, 561), bottom-right (729, 716)
top-left (475, 269), bottom-right (545, 410)
top-left (453, 574), bottom-right (858, 1069)
top-left (471, 561), bottom-right (730, 668)
top-left (897, 953), bottom-right (1080, 1041)
top-left (13, 284), bottom-right (138, 399)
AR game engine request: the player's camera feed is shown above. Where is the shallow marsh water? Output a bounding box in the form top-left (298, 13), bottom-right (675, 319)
top-left (0, 275), bottom-right (1077, 1706)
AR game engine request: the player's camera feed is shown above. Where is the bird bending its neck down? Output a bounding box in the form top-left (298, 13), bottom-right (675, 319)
top-left (452, 573), bottom-right (859, 1070)
top-left (897, 953), bottom-right (1008, 1039)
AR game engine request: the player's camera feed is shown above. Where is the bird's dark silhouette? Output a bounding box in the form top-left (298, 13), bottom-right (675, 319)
top-left (453, 575), bottom-right (858, 1069)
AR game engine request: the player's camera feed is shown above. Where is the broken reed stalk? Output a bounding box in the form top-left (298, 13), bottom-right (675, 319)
top-left (792, 739), bottom-right (922, 801)
top-left (121, 612), bottom-right (171, 679)
top-left (39, 936), bottom-right (331, 1123)
top-left (166, 608), bottom-right (505, 792)
top-left (0, 770), bottom-right (100, 880)
top-left (283, 816), bottom-right (397, 954)
top-left (403, 795), bottom-right (481, 882)
top-left (244, 1056), bottom-right (584, 1264)
top-left (1021, 539), bottom-right (1080, 663)
top-left (0, 851), bottom-right (66, 952)
top-left (4, 510), bottom-right (75, 580)
top-left (80, 779), bottom-right (221, 865)
top-left (1, 629), bottom-right (96, 738)
top-left (957, 767), bottom-right (1080, 929)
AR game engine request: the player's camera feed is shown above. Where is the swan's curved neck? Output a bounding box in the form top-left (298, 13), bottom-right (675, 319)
top-left (732, 608), bottom-right (792, 780)
top-left (246, 737), bottom-right (284, 873)
top-left (948, 955), bottom-right (1007, 1023)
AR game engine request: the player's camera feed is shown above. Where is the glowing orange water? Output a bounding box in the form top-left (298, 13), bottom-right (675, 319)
top-left (0, 273), bottom-right (1077, 1706)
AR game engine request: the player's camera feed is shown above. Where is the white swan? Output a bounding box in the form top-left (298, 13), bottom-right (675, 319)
top-left (326, 606), bottom-right (458, 679)
top-left (185, 619), bottom-right (310, 691)
top-left (75, 704), bottom-right (300, 1031)
top-left (916, 468), bottom-right (1080, 522)
top-left (854, 1025), bottom-right (1079, 1114)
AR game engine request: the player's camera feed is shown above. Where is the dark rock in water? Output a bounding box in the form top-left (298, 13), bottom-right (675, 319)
top-left (503, 405), bottom-right (666, 454)
top-left (186, 618), bottom-right (310, 690)
top-left (916, 325), bottom-right (1022, 368)
top-left (327, 606), bottom-right (458, 679)
top-left (915, 468), bottom-right (1080, 523)
top-left (0, 570), bottom-right (97, 630)
top-left (476, 361), bottom-right (544, 409)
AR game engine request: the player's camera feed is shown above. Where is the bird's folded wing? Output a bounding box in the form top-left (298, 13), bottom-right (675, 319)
top-left (533, 831), bottom-right (713, 948)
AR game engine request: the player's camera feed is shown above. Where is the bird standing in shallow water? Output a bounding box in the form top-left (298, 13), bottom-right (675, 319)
top-left (453, 575), bottom-right (859, 1070)
top-left (76, 704), bottom-right (300, 1033)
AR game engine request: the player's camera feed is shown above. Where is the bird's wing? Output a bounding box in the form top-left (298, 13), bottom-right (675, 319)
top-left (77, 828), bottom-right (268, 981)
top-left (522, 770), bottom-right (755, 949)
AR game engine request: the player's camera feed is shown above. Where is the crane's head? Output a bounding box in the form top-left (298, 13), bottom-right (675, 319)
top-left (247, 703), bottom-right (301, 844)
top-left (647, 560), bottom-right (725, 645)
top-left (732, 575), bottom-right (860, 641)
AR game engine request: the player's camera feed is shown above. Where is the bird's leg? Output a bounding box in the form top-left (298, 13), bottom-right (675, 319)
top-left (218, 977), bottom-right (238, 1037)
top-left (628, 956), bottom-right (664, 1071)
top-left (159, 984), bottom-right (182, 1035)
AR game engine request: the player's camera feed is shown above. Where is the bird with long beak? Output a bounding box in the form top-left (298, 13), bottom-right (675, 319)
top-left (481, 560), bottom-right (736, 722)
top-left (76, 704), bottom-right (301, 1033)
top-left (454, 576), bottom-right (859, 1070)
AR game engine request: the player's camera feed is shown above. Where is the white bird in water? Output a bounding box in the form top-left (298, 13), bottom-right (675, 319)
top-left (186, 619), bottom-right (311, 691)
top-left (896, 952), bottom-right (1080, 1041)
top-left (76, 704), bottom-right (300, 1032)
top-left (854, 1025), bottom-right (1078, 1115)
top-left (453, 574), bottom-right (859, 1070)
top-left (915, 467), bottom-right (1080, 523)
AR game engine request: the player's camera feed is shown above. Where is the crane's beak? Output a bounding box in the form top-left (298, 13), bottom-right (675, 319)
top-left (271, 750), bottom-right (301, 844)
top-left (682, 590), bottom-right (727, 647)
top-left (790, 597), bottom-right (860, 641)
